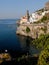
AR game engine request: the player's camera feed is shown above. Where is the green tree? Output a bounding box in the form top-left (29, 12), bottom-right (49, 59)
top-left (26, 27), bottom-right (30, 33)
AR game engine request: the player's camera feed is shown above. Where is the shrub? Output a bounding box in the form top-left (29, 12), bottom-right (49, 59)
top-left (26, 27), bottom-right (30, 33)
top-left (38, 45), bottom-right (49, 65)
top-left (41, 16), bottom-right (47, 22)
top-left (32, 34), bottom-right (49, 65)
top-left (41, 26), bottom-right (47, 34)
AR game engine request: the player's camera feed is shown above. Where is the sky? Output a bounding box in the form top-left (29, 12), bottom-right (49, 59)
top-left (0, 0), bottom-right (49, 19)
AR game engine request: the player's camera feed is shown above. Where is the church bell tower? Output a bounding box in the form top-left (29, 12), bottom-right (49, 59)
top-left (26, 10), bottom-right (30, 21)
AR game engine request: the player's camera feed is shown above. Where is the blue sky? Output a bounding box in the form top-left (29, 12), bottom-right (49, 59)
top-left (0, 0), bottom-right (49, 19)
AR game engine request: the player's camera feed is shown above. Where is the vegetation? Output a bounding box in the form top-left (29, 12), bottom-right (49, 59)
top-left (32, 34), bottom-right (49, 65)
top-left (26, 27), bottom-right (30, 33)
top-left (34, 13), bottom-right (49, 24)
top-left (41, 26), bottom-right (47, 34)
top-left (41, 16), bottom-right (47, 22)
top-left (33, 16), bottom-right (48, 24)
top-left (36, 8), bottom-right (44, 13)
top-left (32, 34), bottom-right (49, 49)
top-left (38, 45), bottom-right (49, 65)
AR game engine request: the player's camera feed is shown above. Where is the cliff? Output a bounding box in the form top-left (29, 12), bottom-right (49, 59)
top-left (16, 23), bottom-right (49, 39)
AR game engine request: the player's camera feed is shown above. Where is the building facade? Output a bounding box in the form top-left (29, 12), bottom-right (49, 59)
top-left (20, 16), bottom-right (28, 24)
top-left (20, 10), bottom-right (30, 24)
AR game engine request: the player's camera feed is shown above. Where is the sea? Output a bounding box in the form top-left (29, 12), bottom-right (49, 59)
top-left (0, 19), bottom-right (40, 56)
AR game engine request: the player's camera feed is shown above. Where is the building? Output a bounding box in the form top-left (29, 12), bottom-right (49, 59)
top-left (20, 16), bottom-right (28, 24)
top-left (45, 1), bottom-right (49, 11)
top-left (26, 10), bottom-right (30, 21)
top-left (20, 10), bottom-right (30, 24)
top-left (29, 12), bottom-right (42, 23)
top-left (29, 11), bottom-right (49, 23)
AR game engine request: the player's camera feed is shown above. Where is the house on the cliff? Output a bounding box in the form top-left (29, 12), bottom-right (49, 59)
top-left (20, 10), bottom-right (30, 24)
top-left (29, 12), bottom-right (42, 23)
top-left (20, 16), bottom-right (28, 24)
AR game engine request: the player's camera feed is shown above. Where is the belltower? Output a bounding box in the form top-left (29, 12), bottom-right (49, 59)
top-left (26, 10), bottom-right (30, 21)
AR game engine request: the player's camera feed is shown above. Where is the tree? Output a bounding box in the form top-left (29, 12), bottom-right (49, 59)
top-left (32, 34), bottom-right (49, 65)
top-left (26, 27), bottom-right (30, 33)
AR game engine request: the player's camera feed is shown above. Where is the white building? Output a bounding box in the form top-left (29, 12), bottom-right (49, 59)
top-left (29, 10), bottom-right (49, 23)
top-left (29, 12), bottom-right (42, 23)
top-left (42, 11), bottom-right (49, 16)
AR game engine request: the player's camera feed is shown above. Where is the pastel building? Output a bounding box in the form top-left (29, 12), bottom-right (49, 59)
top-left (20, 10), bottom-right (30, 24)
top-left (20, 16), bottom-right (28, 24)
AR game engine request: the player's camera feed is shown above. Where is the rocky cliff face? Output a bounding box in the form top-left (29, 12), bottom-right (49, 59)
top-left (16, 23), bottom-right (49, 39)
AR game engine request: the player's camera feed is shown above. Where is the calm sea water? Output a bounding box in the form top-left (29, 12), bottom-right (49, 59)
top-left (0, 19), bottom-right (39, 55)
